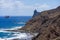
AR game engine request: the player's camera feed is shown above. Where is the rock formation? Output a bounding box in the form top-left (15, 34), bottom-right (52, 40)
top-left (19, 6), bottom-right (60, 40)
top-left (33, 9), bottom-right (40, 17)
top-left (5, 16), bottom-right (10, 18)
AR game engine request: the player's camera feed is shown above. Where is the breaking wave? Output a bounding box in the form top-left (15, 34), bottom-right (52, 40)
top-left (0, 26), bottom-right (34, 40)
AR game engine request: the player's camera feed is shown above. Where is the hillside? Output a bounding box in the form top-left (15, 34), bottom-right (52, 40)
top-left (19, 6), bottom-right (60, 40)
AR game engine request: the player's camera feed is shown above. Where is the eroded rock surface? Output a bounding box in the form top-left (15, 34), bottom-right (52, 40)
top-left (20, 6), bottom-right (60, 40)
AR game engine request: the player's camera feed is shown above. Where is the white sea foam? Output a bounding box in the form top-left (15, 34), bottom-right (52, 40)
top-left (0, 38), bottom-right (5, 40)
top-left (0, 32), bottom-right (33, 40)
top-left (0, 26), bottom-right (22, 30)
top-left (0, 26), bottom-right (36, 40)
top-left (17, 22), bottom-right (25, 24)
top-left (0, 26), bottom-right (23, 33)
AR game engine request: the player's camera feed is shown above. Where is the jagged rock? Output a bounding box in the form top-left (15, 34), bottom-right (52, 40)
top-left (33, 10), bottom-right (40, 17)
top-left (19, 6), bottom-right (60, 40)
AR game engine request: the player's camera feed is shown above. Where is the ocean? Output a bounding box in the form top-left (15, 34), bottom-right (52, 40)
top-left (0, 16), bottom-right (31, 29)
top-left (0, 16), bottom-right (34, 40)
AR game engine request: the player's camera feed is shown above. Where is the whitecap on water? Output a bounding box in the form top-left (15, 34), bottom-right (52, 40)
top-left (17, 22), bottom-right (25, 24)
top-left (0, 32), bottom-right (34, 40)
top-left (0, 26), bottom-right (38, 40)
top-left (0, 26), bottom-right (22, 30)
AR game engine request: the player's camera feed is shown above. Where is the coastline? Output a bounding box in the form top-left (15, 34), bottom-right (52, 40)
top-left (0, 26), bottom-right (38, 40)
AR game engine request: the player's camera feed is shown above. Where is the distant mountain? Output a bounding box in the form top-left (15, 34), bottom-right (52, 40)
top-left (19, 6), bottom-right (60, 40)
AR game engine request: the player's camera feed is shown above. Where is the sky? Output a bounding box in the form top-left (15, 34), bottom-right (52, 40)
top-left (0, 0), bottom-right (60, 16)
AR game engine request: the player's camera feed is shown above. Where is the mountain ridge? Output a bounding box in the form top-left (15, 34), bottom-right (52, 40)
top-left (19, 6), bottom-right (60, 40)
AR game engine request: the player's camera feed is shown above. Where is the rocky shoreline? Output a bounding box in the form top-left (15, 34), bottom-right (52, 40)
top-left (6, 6), bottom-right (60, 40)
top-left (19, 6), bottom-right (60, 40)
top-left (5, 29), bottom-right (38, 40)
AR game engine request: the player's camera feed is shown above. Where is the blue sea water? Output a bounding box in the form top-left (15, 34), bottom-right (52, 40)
top-left (0, 16), bottom-right (32, 40)
top-left (0, 16), bottom-right (31, 29)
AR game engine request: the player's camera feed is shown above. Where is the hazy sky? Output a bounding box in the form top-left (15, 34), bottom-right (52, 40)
top-left (0, 0), bottom-right (60, 16)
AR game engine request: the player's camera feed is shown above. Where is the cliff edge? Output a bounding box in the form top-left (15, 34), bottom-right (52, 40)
top-left (19, 6), bottom-right (60, 40)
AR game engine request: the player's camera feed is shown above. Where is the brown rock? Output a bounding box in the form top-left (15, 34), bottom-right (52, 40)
top-left (19, 6), bottom-right (60, 40)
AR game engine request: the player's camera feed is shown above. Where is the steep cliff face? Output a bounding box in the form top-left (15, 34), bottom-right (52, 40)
top-left (20, 6), bottom-right (60, 40)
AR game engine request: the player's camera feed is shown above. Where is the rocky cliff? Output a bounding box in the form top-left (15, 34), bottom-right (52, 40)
top-left (19, 6), bottom-right (60, 40)
top-left (33, 10), bottom-right (40, 17)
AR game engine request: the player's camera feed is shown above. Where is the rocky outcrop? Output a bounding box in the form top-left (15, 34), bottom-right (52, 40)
top-left (19, 6), bottom-right (60, 40)
top-left (5, 16), bottom-right (10, 18)
top-left (33, 10), bottom-right (40, 17)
